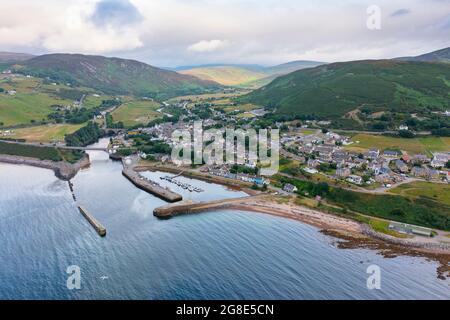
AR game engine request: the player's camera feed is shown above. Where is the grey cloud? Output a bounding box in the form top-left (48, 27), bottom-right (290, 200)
top-left (391, 9), bottom-right (411, 17)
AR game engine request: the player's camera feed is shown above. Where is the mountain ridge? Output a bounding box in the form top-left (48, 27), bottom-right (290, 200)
top-left (12, 53), bottom-right (220, 100)
top-left (240, 59), bottom-right (450, 117)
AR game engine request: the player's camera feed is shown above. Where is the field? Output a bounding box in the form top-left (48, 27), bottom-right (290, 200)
top-left (82, 93), bottom-right (114, 109)
top-left (390, 181), bottom-right (450, 206)
top-left (111, 100), bottom-right (162, 127)
top-left (8, 123), bottom-right (84, 143)
top-left (345, 133), bottom-right (450, 155)
top-left (0, 76), bottom-right (73, 126)
top-left (327, 187), bottom-right (450, 231)
top-left (168, 91), bottom-right (250, 103)
top-left (0, 140), bottom-right (83, 163)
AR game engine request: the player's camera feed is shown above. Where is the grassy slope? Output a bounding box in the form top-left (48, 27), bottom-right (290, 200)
top-left (180, 66), bottom-right (266, 87)
top-left (179, 61), bottom-right (324, 88)
top-left (111, 100), bottom-right (162, 126)
top-left (345, 134), bottom-right (450, 155)
top-left (0, 77), bottom-right (75, 126)
top-left (9, 123), bottom-right (84, 143)
top-left (240, 60), bottom-right (450, 117)
top-left (18, 54), bottom-right (220, 100)
top-left (390, 181), bottom-right (450, 207)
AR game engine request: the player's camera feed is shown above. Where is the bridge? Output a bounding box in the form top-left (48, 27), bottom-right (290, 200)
top-left (0, 139), bottom-right (109, 152)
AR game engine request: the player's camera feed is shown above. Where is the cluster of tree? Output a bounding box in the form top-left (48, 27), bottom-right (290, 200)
top-left (0, 87), bottom-right (4, 93)
top-left (65, 122), bottom-right (103, 147)
top-left (431, 128), bottom-right (450, 137)
top-left (105, 113), bottom-right (124, 129)
top-left (398, 130), bottom-right (415, 138)
top-left (131, 133), bottom-right (171, 155)
top-left (99, 99), bottom-right (122, 109)
top-left (48, 107), bottom-right (97, 124)
top-left (229, 164), bottom-right (258, 175)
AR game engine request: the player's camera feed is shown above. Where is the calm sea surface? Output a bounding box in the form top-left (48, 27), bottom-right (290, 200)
top-left (0, 139), bottom-right (448, 299)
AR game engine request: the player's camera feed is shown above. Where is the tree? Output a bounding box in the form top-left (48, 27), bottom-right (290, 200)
top-left (398, 130), bottom-right (415, 138)
top-left (390, 208), bottom-right (405, 216)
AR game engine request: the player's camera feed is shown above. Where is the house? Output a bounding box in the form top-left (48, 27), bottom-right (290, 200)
top-left (375, 173), bottom-right (391, 183)
top-left (303, 167), bottom-right (318, 174)
top-left (336, 168), bottom-right (351, 178)
top-left (283, 183), bottom-right (298, 193)
top-left (411, 167), bottom-right (440, 180)
top-left (398, 125), bottom-right (409, 131)
top-left (366, 148), bottom-right (380, 159)
top-left (401, 153), bottom-right (411, 163)
top-left (315, 145), bottom-right (335, 156)
top-left (395, 160), bottom-right (409, 173)
top-left (431, 153), bottom-right (449, 168)
top-left (411, 166), bottom-right (427, 178)
top-left (307, 159), bottom-right (320, 168)
top-left (389, 222), bottom-right (432, 237)
top-left (383, 150), bottom-right (400, 159)
top-left (412, 154), bottom-right (430, 164)
top-left (347, 175), bottom-right (363, 185)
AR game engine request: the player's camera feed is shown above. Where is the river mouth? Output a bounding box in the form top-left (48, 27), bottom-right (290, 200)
top-left (0, 138), bottom-right (449, 299)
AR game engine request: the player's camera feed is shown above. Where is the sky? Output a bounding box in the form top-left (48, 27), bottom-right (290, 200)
top-left (0, 0), bottom-right (449, 67)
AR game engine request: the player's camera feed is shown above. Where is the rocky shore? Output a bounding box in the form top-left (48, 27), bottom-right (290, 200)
top-left (0, 153), bottom-right (90, 180)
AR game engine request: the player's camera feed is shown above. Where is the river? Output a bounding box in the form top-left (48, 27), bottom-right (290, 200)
top-left (0, 138), bottom-right (448, 299)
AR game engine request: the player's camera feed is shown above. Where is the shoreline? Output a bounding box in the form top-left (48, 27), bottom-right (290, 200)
top-left (139, 163), bottom-right (450, 256)
top-left (0, 153), bottom-right (90, 180)
top-left (228, 200), bottom-right (450, 279)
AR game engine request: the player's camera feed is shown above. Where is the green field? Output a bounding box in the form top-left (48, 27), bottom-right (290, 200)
top-left (0, 77), bottom-right (73, 126)
top-left (275, 174), bottom-right (450, 231)
top-left (8, 123), bottom-right (84, 143)
top-left (0, 140), bottom-right (83, 163)
top-left (327, 187), bottom-right (450, 231)
top-left (111, 100), bottom-right (162, 126)
top-left (82, 93), bottom-right (114, 109)
top-left (390, 181), bottom-right (450, 206)
top-left (345, 133), bottom-right (450, 155)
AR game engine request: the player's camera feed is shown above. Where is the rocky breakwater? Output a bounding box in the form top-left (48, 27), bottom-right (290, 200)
top-left (0, 153), bottom-right (90, 181)
top-left (122, 158), bottom-right (182, 203)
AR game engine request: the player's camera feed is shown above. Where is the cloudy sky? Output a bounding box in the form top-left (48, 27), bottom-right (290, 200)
top-left (0, 0), bottom-right (449, 67)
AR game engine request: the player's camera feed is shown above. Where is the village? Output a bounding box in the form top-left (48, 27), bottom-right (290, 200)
top-left (280, 128), bottom-right (450, 189)
top-left (106, 116), bottom-right (450, 197)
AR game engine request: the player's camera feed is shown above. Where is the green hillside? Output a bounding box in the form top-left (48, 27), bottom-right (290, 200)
top-left (240, 60), bottom-right (450, 117)
top-left (14, 54), bottom-right (220, 100)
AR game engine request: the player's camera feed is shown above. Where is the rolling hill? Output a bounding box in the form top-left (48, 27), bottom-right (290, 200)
top-left (240, 60), bottom-right (450, 118)
top-left (180, 65), bottom-right (267, 87)
top-left (396, 46), bottom-right (450, 63)
top-left (13, 54), bottom-right (220, 100)
top-left (178, 60), bottom-right (324, 88)
top-left (0, 52), bottom-right (35, 63)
